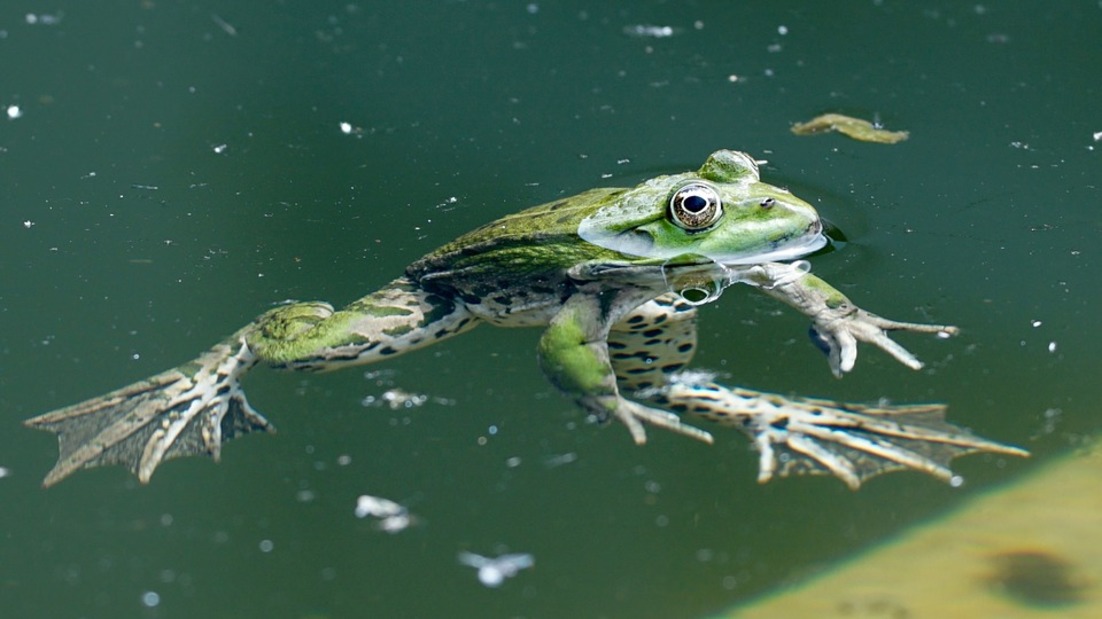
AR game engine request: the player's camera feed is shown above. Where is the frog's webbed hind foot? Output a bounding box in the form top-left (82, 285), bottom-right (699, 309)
top-left (586, 395), bottom-right (714, 446)
top-left (25, 333), bottom-right (272, 487)
top-left (658, 373), bottom-right (1028, 489)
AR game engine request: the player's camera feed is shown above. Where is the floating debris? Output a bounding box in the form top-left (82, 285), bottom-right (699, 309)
top-left (25, 12), bottom-right (63, 26)
top-left (354, 494), bottom-right (414, 533)
top-left (362, 386), bottom-right (454, 410)
top-left (6, 105), bottom-right (22, 120)
top-left (458, 551), bottom-right (534, 587)
top-left (362, 388), bottom-right (427, 410)
top-left (791, 113), bottom-right (909, 144)
top-left (623, 24), bottom-right (677, 38)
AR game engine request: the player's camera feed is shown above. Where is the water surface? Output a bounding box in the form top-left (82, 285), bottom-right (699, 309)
top-left (2, 2), bottom-right (1099, 617)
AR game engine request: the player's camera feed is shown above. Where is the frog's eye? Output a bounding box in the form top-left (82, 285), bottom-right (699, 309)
top-left (669, 183), bottom-right (723, 230)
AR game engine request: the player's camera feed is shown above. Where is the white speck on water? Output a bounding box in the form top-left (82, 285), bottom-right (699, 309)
top-left (354, 493), bottom-right (413, 532)
top-left (1031, 319), bottom-right (1043, 327)
top-left (0, 466), bottom-right (10, 479)
top-left (339, 121), bottom-right (353, 134)
top-left (949, 475), bottom-right (965, 488)
top-left (7, 105), bottom-right (22, 120)
top-left (212, 143), bottom-right (228, 154)
top-left (777, 25), bottom-right (789, 35)
top-left (543, 452), bottom-right (577, 468)
top-left (1048, 341), bottom-right (1058, 353)
top-left (258, 539), bottom-right (274, 553)
top-left (141, 591), bottom-right (161, 608)
top-left (25, 12), bottom-right (63, 26)
top-left (458, 551), bottom-right (534, 588)
top-left (623, 24), bottom-right (676, 38)
top-left (23, 220), bottom-right (34, 229)
top-left (1093, 130), bottom-right (1102, 141)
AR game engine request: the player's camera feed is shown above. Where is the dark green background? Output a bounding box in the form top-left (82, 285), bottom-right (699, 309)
top-left (2, 1), bottom-right (1099, 617)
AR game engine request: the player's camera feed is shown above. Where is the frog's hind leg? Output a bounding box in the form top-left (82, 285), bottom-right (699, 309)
top-left (25, 329), bottom-right (269, 487)
top-left (611, 293), bottom-right (1027, 489)
top-left (26, 277), bottom-right (477, 487)
top-left (661, 377), bottom-right (1028, 489)
top-left (245, 277), bottom-right (479, 370)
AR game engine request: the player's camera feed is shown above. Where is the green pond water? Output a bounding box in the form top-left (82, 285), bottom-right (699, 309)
top-left (1, 1), bottom-right (1099, 617)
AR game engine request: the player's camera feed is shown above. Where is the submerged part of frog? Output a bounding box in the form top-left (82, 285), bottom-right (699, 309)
top-left (25, 150), bottom-right (1026, 489)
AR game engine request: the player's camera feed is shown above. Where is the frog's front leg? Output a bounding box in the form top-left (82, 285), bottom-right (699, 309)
top-left (537, 292), bottom-right (713, 446)
top-left (744, 262), bottom-right (957, 377)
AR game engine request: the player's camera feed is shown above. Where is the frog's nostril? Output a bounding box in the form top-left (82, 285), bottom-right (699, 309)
top-left (759, 197), bottom-right (776, 209)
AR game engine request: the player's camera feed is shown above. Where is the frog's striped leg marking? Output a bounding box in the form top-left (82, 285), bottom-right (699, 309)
top-left (25, 277), bottom-right (477, 487)
top-left (608, 293), bottom-right (700, 393)
top-left (247, 277), bottom-right (479, 370)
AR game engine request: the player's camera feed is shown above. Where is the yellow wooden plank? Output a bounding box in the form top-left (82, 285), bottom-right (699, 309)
top-left (721, 443), bottom-right (1102, 618)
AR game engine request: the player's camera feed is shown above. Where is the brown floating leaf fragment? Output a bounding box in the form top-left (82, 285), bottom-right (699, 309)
top-left (791, 113), bottom-right (909, 144)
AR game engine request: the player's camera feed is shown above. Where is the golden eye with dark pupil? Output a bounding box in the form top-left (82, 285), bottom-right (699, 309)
top-left (669, 183), bottom-right (722, 230)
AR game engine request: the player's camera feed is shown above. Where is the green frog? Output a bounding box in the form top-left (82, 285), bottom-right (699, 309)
top-left (25, 150), bottom-right (1026, 489)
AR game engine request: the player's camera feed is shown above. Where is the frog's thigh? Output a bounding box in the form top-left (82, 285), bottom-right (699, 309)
top-left (249, 277), bottom-right (479, 370)
top-left (609, 293), bottom-right (699, 392)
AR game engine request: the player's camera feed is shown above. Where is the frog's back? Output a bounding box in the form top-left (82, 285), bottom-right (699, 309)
top-left (407, 187), bottom-right (627, 290)
top-left (405, 187), bottom-right (630, 325)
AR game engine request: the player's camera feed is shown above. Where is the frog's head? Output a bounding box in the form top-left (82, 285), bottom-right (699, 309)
top-left (578, 150), bottom-right (827, 269)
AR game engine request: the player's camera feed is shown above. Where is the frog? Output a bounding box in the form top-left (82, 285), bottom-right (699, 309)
top-left (25, 150), bottom-right (1026, 489)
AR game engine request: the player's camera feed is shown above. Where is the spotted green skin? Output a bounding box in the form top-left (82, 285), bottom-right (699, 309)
top-left (29, 149), bottom-right (1025, 489)
top-left (245, 150), bottom-right (825, 443)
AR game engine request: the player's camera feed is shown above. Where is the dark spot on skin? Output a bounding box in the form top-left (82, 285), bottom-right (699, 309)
top-left (607, 341), bottom-right (627, 350)
top-left (661, 363), bottom-right (684, 373)
top-left (986, 550), bottom-right (1086, 607)
top-left (547, 200), bottom-right (570, 211)
top-left (627, 315), bottom-right (646, 324)
top-left (644, 338), bottom-right (662, 347)
top-left (642, 328), bottom-right (663, 338)
top-left (676, 343), bottom-right (694, 353)
top-left (379, 346), bottom-right (398, 356)
top-left (769, 417), bottom-right (789, 430)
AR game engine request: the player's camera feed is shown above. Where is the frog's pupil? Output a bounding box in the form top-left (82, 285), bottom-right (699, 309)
top-left (683, 195), bottom-right (708, 213)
